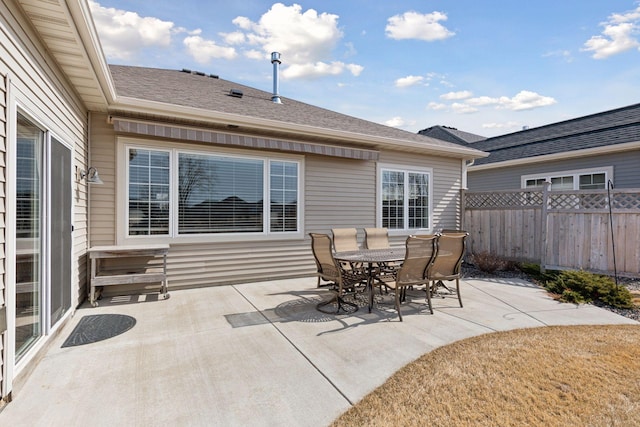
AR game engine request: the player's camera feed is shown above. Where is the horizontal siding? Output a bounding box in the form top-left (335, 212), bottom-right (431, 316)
top-left (469, 150), bottom-right (640, 191)
top-left (380, 151), bottom-right (463, 232)
top-left (2, 1), bottom-right (89, 310)
top-left (90, 124), bottom-right (467, 290)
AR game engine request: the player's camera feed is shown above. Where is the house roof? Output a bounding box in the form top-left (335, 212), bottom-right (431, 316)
top-left (418, 125), bottom-right (486, 145)
top-left (471, 102), bottom-right (640, 166)
top-left (108, 65), bottom-right (487, 159)
top-left (16, 0), bottom-right (485, 160)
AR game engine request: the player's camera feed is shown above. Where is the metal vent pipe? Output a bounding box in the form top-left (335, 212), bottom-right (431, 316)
top-left (271, 52), bottom-right (282, 104)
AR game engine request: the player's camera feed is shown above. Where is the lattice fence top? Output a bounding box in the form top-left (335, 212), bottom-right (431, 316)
top-left (465, 191), bottom-right (543, 209)
top-left (466, 189), bottom-right (640, 210)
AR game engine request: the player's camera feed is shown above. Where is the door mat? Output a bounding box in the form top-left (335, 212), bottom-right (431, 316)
top-left (62, 314), bottom-right (136, 348)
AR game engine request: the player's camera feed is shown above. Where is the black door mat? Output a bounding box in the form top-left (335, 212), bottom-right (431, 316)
top-left (62, 314), bottom-right (136, 348)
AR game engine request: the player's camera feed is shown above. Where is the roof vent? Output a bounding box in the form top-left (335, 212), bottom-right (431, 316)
top-left (271, 52), bottom-right (282, 104)
top-left (229, 89), bottom-right (244, 98)
top-left (209, 74), bottom-right (219, 79)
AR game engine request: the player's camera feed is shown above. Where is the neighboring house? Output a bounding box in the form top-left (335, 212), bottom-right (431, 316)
top-left (0, 0), bottom-right (486, 403)
top-left (418, 125), bottom-right (486, 145)
top-left (465, 103), bottom-right (640, 191)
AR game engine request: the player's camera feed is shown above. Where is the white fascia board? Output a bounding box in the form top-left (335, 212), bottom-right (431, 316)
top-left (469, 140), bottom-right (640, 171)
top-left (112, 96), bottom-right (488, 159)
top-left (67, 0), bottom-right (117, 104)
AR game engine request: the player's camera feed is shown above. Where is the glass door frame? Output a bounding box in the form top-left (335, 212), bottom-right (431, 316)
top-left (5, 102), bottom-right (75, 390)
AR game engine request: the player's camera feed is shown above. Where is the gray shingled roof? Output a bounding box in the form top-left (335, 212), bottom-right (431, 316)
top-left (472, 103), bottom-right (640, 165)
top-left (418, 125), bottom-right (486, 145)
top-left (108, 65), bottom-right (485, 158)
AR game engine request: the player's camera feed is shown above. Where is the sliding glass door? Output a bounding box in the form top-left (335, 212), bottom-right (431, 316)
top-left (15, 115), bottom-right (43, 360)
top-left (14, 114), bottom-right (72, 361)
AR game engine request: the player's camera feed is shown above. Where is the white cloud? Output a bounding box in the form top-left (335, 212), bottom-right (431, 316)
top-left (451, 102), bottom-right (478, 114)
top-left (427, 102), bottom-right (447, 111)
top-left (395, 75), bottom-right (424, 88)
top-left (440, 90), bottom-right (473, 100)
top-left (482, 121), bottom-right (521, 130)
top-left (282, 61), bottom-right (363, 79)
top-left (543, 49), bottom-right (574, 63)
top-left (183, 36), bottom-right (237, 63)
top-left (89, 0), bottom-right (179, 60)
top-left (464, 91), bottom-right (556, 111)
top-left (227, 3), bottom-right (363, 79)
top-left (385, 116), bottom-right (407, 127)
top-left (221, 31), bottom-right (246, 45)
top-left (499, 90), bottom-right (557, 110)
top-left (582, 6), bottom-right (640, 59)
top-left (385, 11), bottom-right (455, 41)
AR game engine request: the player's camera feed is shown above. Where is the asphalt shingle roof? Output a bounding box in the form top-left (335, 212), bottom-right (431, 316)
top-left (418, 125), bottom-right (486, 145)
top-left (471, 103), bottom-right (640, 165)
top-left (108, 65), bottom-right (486, 158)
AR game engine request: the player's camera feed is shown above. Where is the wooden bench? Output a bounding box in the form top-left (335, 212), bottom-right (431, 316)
top-left (88, 244), bottom-right (169, 307)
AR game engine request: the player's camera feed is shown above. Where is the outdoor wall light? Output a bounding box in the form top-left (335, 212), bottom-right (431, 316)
top-left (79, 166), bottom-right (104, 185)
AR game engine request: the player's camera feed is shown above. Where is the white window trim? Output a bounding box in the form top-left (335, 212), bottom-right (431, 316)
top-left (521, 166), bottom-right (613, 190)
top-left (116, 137), bottom-right (304, 244)
top-left (377, 163), bottom-right (433, 235)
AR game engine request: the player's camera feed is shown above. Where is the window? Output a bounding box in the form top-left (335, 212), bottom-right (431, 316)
top-left (579, 173), bottom-right (606, 190)
top-left (126, 146), bottom-right (300, 238)
top-left (380, 167), bottom-right (431, 231)
top-left (128, 149), bottom-right (170, 235)
top-left (522, 168), bottom-right (611, 191)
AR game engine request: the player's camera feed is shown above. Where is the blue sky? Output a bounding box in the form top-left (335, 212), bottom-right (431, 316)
top-left (90, 1), bottom-right (640, 137)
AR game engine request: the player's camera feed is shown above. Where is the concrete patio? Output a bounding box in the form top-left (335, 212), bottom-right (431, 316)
top-left (1, 276), bottom-right (637, 426)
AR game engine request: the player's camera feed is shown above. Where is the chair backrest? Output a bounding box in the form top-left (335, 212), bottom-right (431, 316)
top-left (396, 235), bottom-right (438, 285)
top-left (331, 228), bottom-right (359, 252)
top-left (441, 229), bottom-right (467, 235)
top-left (309, 233), bottom-right (341, 282)
top-left (430, 232), bottom-right (468, 279)
top-left (364, 227), bottom-right (389, 249)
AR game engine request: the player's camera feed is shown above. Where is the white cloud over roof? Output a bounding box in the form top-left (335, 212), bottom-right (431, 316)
top-left (582, 5), bottom-right (640, 59)
top-left (385, 11), bottom-right (455, 41)
top-left (89, 0), bottom-right (180, 60)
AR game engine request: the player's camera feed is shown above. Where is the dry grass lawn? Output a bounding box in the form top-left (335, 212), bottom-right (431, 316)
top-left (332, 325), bottom-right (640, 427)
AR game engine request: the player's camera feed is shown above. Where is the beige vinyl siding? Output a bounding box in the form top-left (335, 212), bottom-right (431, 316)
top-left (379, 151), bottom-right (463, 234)
top-left (305, 154), bottom-right (375, 241)
top-left (87, 113), bottom-right (117, 245)
top-left (89, 121), bottom-right (466, 290)
top-left (2, 0), bottom-right (89, 304)
top-left (1, 0), bottom-right (89, 392)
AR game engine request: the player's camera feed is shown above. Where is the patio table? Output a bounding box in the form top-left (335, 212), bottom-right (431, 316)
top-left (334, 247), bottom-right (406, 313)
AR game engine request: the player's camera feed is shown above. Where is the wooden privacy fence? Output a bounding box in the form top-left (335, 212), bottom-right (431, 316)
top-left (462, 186), bottom-right (640, 277)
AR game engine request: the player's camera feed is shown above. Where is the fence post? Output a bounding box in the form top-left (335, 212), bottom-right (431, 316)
top-left (540, 182), bottom-right (550, 273)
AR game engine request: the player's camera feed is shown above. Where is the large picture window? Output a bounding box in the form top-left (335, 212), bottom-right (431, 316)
top-left (380, 167), bottom-right (431, 231)
top-left (126, 146), bottom-right (300, 238)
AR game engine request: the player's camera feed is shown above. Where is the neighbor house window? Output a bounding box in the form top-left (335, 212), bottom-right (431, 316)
top-left (127, 146), bottom-right (300, 238)
top-left (380, 167), bottom-right (431, 231)
top-left (522, 168), bottom-right (611, 191)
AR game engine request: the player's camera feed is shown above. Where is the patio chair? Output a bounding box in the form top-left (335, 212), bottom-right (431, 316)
top-left (331, 227), bottom-right (364, 273)
top-left (309, 233), bottom-right (365, 314)
top-left (331, 228), bottom-right (359, 252)
top-left (428, 232), bottom-right (468, 308)
top-left (364, 227), bottom-right (390, 249)
top-left (380, 235), bottom-right (439, 321)
top-left (441, 229), bottom-right (467, 234)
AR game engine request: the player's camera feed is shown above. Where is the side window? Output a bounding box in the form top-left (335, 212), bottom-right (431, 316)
top-left (380, 167), bottom-right (431, 231)
top-left (128, 148), bottom-right (170, 236)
